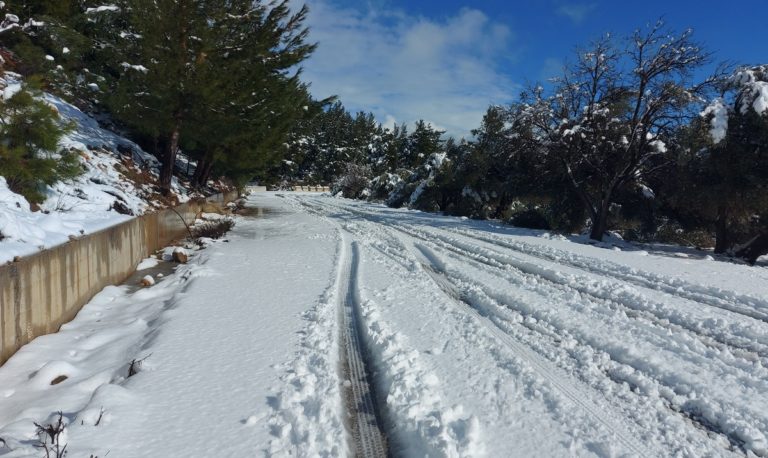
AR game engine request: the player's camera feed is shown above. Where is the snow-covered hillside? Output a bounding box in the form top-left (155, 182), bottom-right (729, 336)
top-left (1, 193), bottom-right (766, 457)
top-left (0, 75), bottom-right (192, 263)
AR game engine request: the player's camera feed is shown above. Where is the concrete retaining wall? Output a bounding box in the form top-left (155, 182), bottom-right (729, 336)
top-left (0, 191), bottom-right (238, 365)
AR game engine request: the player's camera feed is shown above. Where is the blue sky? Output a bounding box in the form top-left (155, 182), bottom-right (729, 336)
top-left (296, 0), bottom-right (767, 137)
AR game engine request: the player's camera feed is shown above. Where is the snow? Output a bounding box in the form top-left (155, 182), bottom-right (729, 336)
top-left (120, 62), bottom-right (149, 74)
top-left (1, 80), bottom-right (21, 99)
top-left (1, 193), bottom-right (768, 457)
top-left (752, 81), bottom-right (768, 115)
top-left (649, 138), bottom-right (667, 153)
top-left (0, 13), bottom-right (18, 34)
top-left (0, 256), bottom-right (195, 454)
top-left (701, 97), bottom-right (729, 144)
top-left (733, 66), bottom-right (768, 116)
top-left (408, 180), bottom-right (429, 205)
top-left (461, 185), bottom-right (482, 203)
top-left (638, 183), bottom-right (655, 199)
top-left (135, 256), bottom-right (159, 270)
top-left (85, 5), bottom-right (120, 14)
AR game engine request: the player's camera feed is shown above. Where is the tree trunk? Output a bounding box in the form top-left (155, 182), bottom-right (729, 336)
top-left (589, 206), bottom-right (607, 241)
top-left (191, 152), bottom-right (210, 188)
top-left (159, 124), bottom-right (180, 196)
top-left (588, 198), bottom-right (611, 241)
top-left (493, 192), bottom-right (510, 220)
top-left (198, 159), bottom-right (214, 187)
top-left (714, 205), bottom-right (729, 254)
top-left (564, 167), bottom-right (599, 237)
top-left (192, 150), bottom-right (215, 188)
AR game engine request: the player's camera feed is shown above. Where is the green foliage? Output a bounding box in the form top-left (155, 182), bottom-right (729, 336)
top-left (509, 206), bottom-right (551, 230)
top-left (92, 0), bottom-right (316, 192)
top-left (651, 65), bottom-right (768, 255)
top-left (0, 82), bottom-right (80, 203)
top-left (3, 0), bottom-right (317, 192)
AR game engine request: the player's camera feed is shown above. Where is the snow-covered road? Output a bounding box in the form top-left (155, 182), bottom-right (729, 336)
top-left (289, 193), bottom-right (768, 457)
top-left (2, 192), bottom-right (768, 457)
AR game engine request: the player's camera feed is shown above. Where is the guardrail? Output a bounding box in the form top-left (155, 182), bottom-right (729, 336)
top-left (0, 191), bottom-right (239, 365)
top-left (291, 186), bottom-right (330, 192)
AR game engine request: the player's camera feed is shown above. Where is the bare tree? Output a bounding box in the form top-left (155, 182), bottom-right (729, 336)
top-left (545, 22), bottom-right (712, 240)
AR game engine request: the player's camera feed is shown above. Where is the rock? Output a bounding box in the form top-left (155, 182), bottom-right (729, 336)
top-left (172, 247), bottom-right (188, 264)
top-left (140, 275), bottom-right (155, 287)
top-left (50, 375), bottom-right (68, 385)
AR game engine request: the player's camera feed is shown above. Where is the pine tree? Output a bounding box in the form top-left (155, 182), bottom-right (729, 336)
top-left (406, 120), bottom-right (443, 169)
top-left (98, 0), bottom-right (314, 194)
top-left (695, 65), bottom-right (768, 259)
top-left (0, 80), bottom-right (80, 204)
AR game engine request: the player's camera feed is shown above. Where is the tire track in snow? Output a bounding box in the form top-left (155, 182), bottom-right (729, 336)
top-left (443, 226), bottom-right (768, 324)
top-left (392, 223), bottom-right (768, 365)
top-left (309, 196), bottom-right (768, 325)
top-left (312, 202), bottom-right (658, 456)
top-left (293, 197), bottom-right (484, 456)
top-left (294, 196), bottom-right (768, 456)
top-left (286, 197), bottom-right (389, 455)
top-left (406, 243), bottom-right (654, 457)
top-left (336, 236), bottom-right (389, 457)
top-left (358, 222), bottom-right (747, 456)
top-left (302, 198), bottom-right (762, 455)
top-left (265, 228), bottom-right (346, 457)
top-left (405, 236), bottom-right (763, 456)
top-left (301, 197), bottom-right (768, 367)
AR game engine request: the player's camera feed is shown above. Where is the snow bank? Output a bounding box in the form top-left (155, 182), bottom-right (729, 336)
top-left (0, 257), bottom-right (198, 456)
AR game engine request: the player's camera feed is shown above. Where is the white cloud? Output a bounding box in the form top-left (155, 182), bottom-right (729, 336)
top-left (296, 1), bottom-right (518, 138)
top-left (556, 2), bottom-right (597, 24)
top-left (381, 114), bottom-right (397, 130)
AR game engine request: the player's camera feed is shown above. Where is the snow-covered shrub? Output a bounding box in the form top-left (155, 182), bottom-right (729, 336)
top-left (508, 206), bottom-right (550, 230)
top-left (444, 185), bottom-right (490, 219)
top-left (409, 179), bottom-right (442, 212)
top-left (191, 216), bottom-right (234, 242)
top-left (332, 162), bottom-right (371, 199)
top-left (387, 152), bottom-right (449, 210)
top-left (367, 172), bottom-right (404, 201)
top-left (386, 177), bottom-right (419, 208)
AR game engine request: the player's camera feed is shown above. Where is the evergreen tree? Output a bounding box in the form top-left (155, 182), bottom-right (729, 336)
top-left (406, 120), bottom-right (443, 169)
top-left (0, 80), bottom-right (80, 204)
top-left (694, 65), bottom-right (768, 259)
top-left (101, 0), bottom-right (314, 194)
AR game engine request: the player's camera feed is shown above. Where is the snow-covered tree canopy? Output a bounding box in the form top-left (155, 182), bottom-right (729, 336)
top-left (701, 65), bottom-right (768, 144)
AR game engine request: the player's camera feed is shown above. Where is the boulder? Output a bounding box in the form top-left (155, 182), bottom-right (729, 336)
top-left (172, 247), bottom-right (189, 264)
